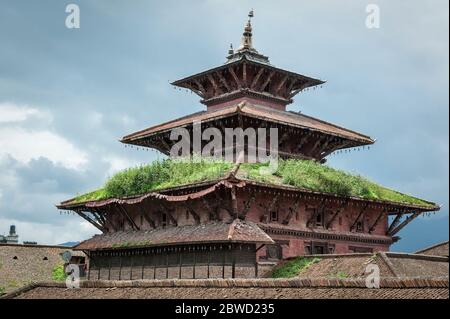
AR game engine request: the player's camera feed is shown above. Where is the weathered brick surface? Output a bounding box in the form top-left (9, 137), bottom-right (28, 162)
top-left (0, 244), bottom-right (83, 293)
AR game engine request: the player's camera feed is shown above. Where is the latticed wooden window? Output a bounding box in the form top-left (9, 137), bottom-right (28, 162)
top-left (270, 211), bottom-right (278, 222)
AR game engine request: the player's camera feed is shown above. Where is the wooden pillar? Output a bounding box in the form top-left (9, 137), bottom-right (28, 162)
top-left (231, 246), bottom-right (236, 279)
top-left (207, 250), bottom-right (211, 279)
top-left (222, 247), bottom-right (226, 279)
top-left (193, 249), bottom-right (196, 279)
top-left (108, 257), bottom-right (112, 280)
top-left (119, 255), bottom-right (122, 280)
top-left (166, 251), bottom-right (169, 279)
top-left (141, 255), bottom-right (145, 280)
top-left (130, 254), bottom-right (134, 280)
top-left (179, 251), bottom-right (183, 279)
top-left (87, 257), bottom-right (91, 281)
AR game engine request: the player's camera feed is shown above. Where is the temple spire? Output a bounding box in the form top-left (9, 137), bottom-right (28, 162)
top-left (238, 10), bottom-right (255, 51)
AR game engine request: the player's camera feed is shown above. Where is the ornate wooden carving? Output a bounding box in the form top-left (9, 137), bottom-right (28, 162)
top-left (185, 202), bottom-right (201, 224)
top-left (387, 212), bottom-right (404, 234)
top-left (369, 209), bottom-right (386, 233)
top-left (228, 66), bottom-right (242, 89)
top-left (389, 211), bottom-right (422, 236)
top-left (350, 204), bottom-right (368, 232)
top-left (250, 67), bottom-right (264, 90)
top-left (261, 194), bottom-right (280, 223)
top-left (326, 201), bottom-right (348, 229)
top-left (240, 190), bottom-right (256, 219)
top-left (283, 196), bottom-right (301, 225)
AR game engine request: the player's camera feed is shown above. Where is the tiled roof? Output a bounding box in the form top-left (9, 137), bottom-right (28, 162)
top-left (289, 252), bottom-right (449, 279)
top-left (415, 241), bottom-right (449, 257)
top-left (75, 220), bottom-right (274, 251)
top-left (6, 278), bottom-right (449, 299)
top-left (121, 102), bottom-right (374, 145)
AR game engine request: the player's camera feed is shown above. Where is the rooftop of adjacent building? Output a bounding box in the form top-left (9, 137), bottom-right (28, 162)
top-left (3, 276), bottom-right (448, 299)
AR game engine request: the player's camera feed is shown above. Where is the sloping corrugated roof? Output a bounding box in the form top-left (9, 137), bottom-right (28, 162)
top-left (75, 220), bottom-right (274, 251)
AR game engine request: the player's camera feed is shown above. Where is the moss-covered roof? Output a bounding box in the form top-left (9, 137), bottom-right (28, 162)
top-left (64, 159), bottom-right (437, 209)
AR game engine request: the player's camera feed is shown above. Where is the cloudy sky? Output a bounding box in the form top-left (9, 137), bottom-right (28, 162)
top-left (0, 0), bottom-right (448, 252)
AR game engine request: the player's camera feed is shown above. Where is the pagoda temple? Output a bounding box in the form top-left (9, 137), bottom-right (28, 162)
top-left (58, 12), bottom-right (440, 280)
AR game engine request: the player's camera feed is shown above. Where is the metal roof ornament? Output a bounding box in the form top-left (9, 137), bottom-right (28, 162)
top-left (239, 10), bottom-right (255, 51)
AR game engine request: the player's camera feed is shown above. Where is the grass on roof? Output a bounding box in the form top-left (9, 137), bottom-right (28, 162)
top-left (271, 257), bottom-right (321, 278)
top-left (239, 160), bottom-right (435, 208)
top-left (69, 158), bottom-right (435, 208)
top-left (71, 158), bottom-right (233, 204)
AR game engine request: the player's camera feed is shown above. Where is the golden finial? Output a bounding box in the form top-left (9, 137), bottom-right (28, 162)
top-left (239, 10), bottom-right (254, 50)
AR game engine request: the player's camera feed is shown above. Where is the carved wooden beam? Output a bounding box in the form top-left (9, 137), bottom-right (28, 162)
top-left (77, 210), bottom-right (105, 232)
top-left (186, 202), bottom-right (201, 224)
top-left (242, 62), bottom-right (247, 84)
top-left (141, 210), bottom-right (156, 229)
top-left (261, 194), bottom-right (280, 223)
top-left (286, 78), bottom-right (297, 94)
top-left (157, 136), bottom-right (171, 152)
top-left (350, 204), bottom-right (368, 232)
top-left (275, 75), bottom-right (289, 96)
top-left (288, 81), bottom-right (310, 98)
top-left (282, 196), bottom-right (301, 225)
top-left (216, 71), bottom-right (231, 92)
top-left (240, 190), bottom-right (256, 219)
top-left (387, 212), bottom-right (404, 234)
top-left (279, 132), bottom-right (290, 146)
top-left (313, 136), bottom-right (333, 158)
top-left (326, 201), bottom-right (348, 229)
top-left (207, 74), bottom-right (220, 95)
top-left (230, 186), bottom-right (238, 219)
top-left (91, 208), bottom-right (106, 227)
top-left (320, 141), bottom-right (343, 158)
top-left (297, 134), bottom-right (310, 151)
top-left (306, 201), bottom-right (325, 228)
top-left (260, 70), bottom-right (275, 92)
top-left (118, 205), bottom-right (140, 231)
top-left (389, 211), bottom-right (422, 236)
top-left (309, 137), bottom-right (326, 157)
top-left (193, 79), bottom-right (207, 97)
top-left (159, 203), bottom-right (177, 226)
top-left (201, 197), bottom-right (218, 221)
top-left (214, 191), bottom-right (232, 215)
top-left (228, 66), bottom-right (242, 89)
top-left (250, 67), bottom-right (265, 90)
top-left (369, 209), bottom-right (386, 234)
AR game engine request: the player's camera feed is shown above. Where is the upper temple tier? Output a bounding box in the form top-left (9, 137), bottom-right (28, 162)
top-left (123, 16), bottom-right (374, 162)
top-left (171, 17), bottom-right (325, 110)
